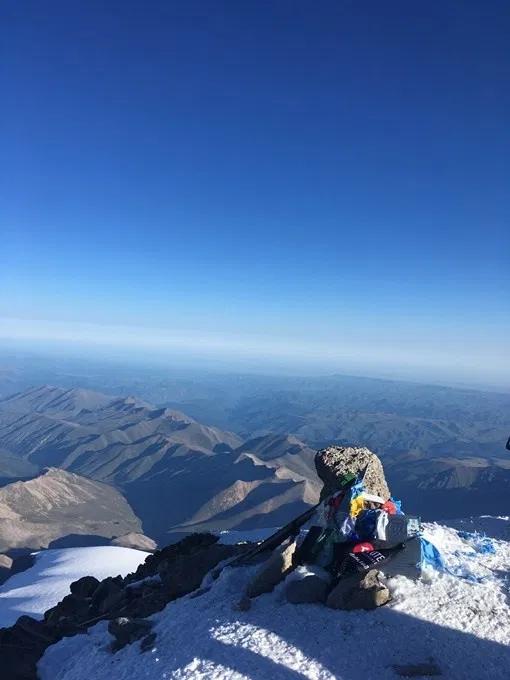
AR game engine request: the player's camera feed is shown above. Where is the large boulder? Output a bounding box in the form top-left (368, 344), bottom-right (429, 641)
top-left (315, 445), bottom-right (391, 501)
top-left (326, 569), bottom-right (390, 610)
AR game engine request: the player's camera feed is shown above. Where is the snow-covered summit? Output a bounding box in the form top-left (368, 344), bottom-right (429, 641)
top-left (39, 517), bottom-right (510, 680)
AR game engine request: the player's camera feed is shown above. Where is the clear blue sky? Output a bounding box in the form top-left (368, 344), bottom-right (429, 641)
top-left (1, 1), bottom-right (509, 385)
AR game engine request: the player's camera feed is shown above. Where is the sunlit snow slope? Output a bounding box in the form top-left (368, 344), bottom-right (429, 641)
top-left (0, 546), bottom-right (149, 628)
top-left (39, 517), bottom-right (510, 680)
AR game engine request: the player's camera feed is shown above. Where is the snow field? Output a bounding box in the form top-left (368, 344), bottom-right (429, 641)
top-left (0, 546), bottom-right (149, 627)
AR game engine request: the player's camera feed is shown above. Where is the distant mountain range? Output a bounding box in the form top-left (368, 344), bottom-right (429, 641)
top-left (169, 374), bottom-right (509, 459)
top-left (0, 382), bottom-right (508, 547)
top-left (0, 386), bottom-right (320, 544)
top-left (2, 361), bottom-right (508, 462)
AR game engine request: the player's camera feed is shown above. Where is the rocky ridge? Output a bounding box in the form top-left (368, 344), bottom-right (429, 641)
top-left (0, 532), bottom-right (249, 680)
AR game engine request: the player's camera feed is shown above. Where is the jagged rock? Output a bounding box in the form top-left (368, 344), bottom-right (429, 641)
top-left (245, 538), bottom-right (297, 598)
top-left (129, 533), bottom-right (219, 582)
top-left (56, 593), bottom-right (91, 620)
top-left (123, 586), bottom-right (167, 618)
top-left (70, 575), bottom-right (100, 598)
top-left (44, 605), bottom-right (64, 626)
top-left (326, 569), bottom-right (390, 610)
top-left (315, 445), bottom-right (391, 501)
top-left (13, 615), bottom-right (57, 645)
top-left (90, 576), bottom-right (124, 614)
top-left (108, 617), bottom-right (153, 651)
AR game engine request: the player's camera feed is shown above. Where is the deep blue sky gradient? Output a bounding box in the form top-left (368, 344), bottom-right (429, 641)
top-left (1, 1), bottom-right (509, 383)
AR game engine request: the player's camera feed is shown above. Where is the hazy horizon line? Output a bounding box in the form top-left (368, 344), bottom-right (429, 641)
top-left (1, 316), bottom-right (509, 394)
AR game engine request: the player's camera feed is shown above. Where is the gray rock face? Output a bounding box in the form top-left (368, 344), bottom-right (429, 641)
top-left (326, 569), bottom-right (390, 610)
top-left (315, 445), bottom-right (391, 501)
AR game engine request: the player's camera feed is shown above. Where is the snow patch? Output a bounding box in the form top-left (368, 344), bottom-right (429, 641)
top-left (0, 546), bottom-right (149, 627)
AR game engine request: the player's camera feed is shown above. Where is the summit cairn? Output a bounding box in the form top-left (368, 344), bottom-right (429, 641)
top-left (244, 443), bottom-right (424, 610)
top-left (315, 445), bottom-right (391, 501)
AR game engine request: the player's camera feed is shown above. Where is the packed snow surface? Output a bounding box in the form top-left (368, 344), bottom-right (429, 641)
top-left (0, 546), bottom-right (149, 627)
top-left (40, 518), bottom-right (510, 680)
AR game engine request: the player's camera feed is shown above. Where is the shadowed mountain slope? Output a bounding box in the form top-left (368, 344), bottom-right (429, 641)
top-left (0, 387), bottom-right (320, 543)
top-left (1, 384), bottom-right (508, 540)
top-left (0, 386), bottom-right (241, 485)
top-left (0, 385), bottom-right (114, 416)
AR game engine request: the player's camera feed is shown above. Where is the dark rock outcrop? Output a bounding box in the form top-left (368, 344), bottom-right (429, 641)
top-left (0, 532), bottom-right (248, 680)
top-left (0, 615), bottom-right (58, 680)
top-left (70, 575), bottom-right (100, 599)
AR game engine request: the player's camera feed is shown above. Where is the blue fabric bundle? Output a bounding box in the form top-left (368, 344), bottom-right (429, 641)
top-left (457, 530), bottom-right (496, 555)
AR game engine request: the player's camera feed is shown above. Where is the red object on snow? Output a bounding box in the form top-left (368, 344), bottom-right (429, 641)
top-left (352, 542), bottom-right (374, 553)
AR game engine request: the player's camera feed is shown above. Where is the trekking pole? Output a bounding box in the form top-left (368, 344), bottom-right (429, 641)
top-left (217, 466), bottom-right (368, 574)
